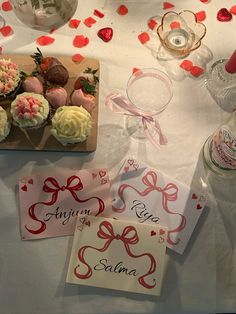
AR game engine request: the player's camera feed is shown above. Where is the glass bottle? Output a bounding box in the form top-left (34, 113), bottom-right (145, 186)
top-left (203, 112), bottom-right (236, 177)
top-left (206, 50), bottom-right (236, 113)
top-left (10, 0), bottom-right (78, 31)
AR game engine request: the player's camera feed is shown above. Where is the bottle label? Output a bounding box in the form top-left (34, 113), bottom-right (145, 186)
top-left (210, 126), bottom-right (236, 170)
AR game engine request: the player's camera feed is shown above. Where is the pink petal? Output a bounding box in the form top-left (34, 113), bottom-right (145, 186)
top-left (200, 0), bottom-right (209, 2)
top-left (190, 66), bottom-right (204, 77)
top-left (73, 35), bottom-right (89, 48)
top-left (93, 9), bottom-right (104, 18)
top-left (163, 2), bottom-right (174, 9)
top-left (36, 35), bottom-right (55, 46)
top-left (83, 17), bottom-right (97, 28)
top-left (138, 32), bottom-right (150, 44)
top-left (133, 67), bottom-right (140, 74)
top-left (69, 19), bottom-right (81, 29)
top-left (195, 11), bottom-right (206, 22)
top-left (72, 53), bottom-right (84, 63)
top-left (0, 25), bottom-right (13, 36)
top-left (170, 21), bottom-right (181, 29)
top-left (1, 1), bottom-right (12, 11)
top-left (230, 6), bottom-right (236, 15)
top-left (117, 5), bottom-right (128, 15)
top-left (180, 60), bottom-right (193, 71)
top-left (148, 19), bottom-right (157, 30)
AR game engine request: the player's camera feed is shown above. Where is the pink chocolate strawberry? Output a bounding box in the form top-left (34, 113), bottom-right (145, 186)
top-left (45, 86), bottom-right (68, 109)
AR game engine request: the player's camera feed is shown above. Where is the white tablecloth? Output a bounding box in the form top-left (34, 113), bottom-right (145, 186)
top-left (0, 0), bottom-right (236, 313)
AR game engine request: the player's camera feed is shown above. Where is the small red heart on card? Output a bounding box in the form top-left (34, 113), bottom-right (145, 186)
top-left (124, 166), bottom-right (129, 173)
top-left (21, 184), bottom-right (27, 192)
top-left (159, 229), bottom-right (166, 235)
top-left (97, 27), bottom-right (113, 42)
top-left (196, 204), bottom-right (202, 210)
top-left (99, 170), bottom-right (106, 178)
top-left (127, 159), bottom-right (134, 166)
top-left (101, 178), bottom-right (108, 185)
top-left (217, 8), bottom-right (232, 22)
top-left (85, 221), bottom-right (90, 226)
top-left (28, 179), bottom-right (33, 184)
top-left (192, 193), bottom-right (197, 200)
top-left (151, 230), bottom-right (157, 236)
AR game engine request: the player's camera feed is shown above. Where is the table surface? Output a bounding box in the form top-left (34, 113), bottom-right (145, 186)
top-left (1, 1), bottom-right (236, 313)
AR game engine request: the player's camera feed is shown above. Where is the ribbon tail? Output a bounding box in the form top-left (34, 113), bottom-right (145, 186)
top-left (143, 117), bottom-right (168, 147)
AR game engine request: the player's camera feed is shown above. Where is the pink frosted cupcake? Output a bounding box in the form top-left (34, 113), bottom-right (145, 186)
top-left (10, 92), bottom-right (50, 130)
top-left (0, 58), bottom-right (22, 100)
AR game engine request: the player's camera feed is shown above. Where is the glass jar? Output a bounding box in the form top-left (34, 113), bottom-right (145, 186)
top-left (203, 112), bottom-right (236, 177)
top-left (10, 0), bottom-right (78, 31)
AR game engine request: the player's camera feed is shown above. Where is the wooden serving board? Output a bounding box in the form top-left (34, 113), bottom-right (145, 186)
top-left (0, 54), bottom-right (99, 152)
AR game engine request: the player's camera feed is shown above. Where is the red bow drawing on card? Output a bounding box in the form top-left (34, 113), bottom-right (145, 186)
top-left (112, 171), bottom-right (186, 246)
top-left (74, 220), bottom-right (156, 289)
top-left (25, 175), bottom-right (105, 235)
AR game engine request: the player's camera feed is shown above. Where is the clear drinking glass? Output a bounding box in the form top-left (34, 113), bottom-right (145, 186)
top-left (125, 68), bottom-right (173, 140)
top-left (10, 0), bottom-right (78, 31)
top-left (0, 14), bottom-right (6, 28)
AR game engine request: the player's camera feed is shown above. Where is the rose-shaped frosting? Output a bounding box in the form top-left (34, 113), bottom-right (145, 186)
top-left (51, 106), bottom-right (92, 145)
top-left (0, 106), bottom-right (10, 142)
top-left (10, 92), bottom-right (49, 128)
top-left (0, 58), bottom-right (21, 96)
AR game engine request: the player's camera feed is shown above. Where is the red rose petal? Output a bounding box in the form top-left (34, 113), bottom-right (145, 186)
top-left (170, 21), bottom-right (181, 29)
top-left (73, 35), bottom-right (89, 48)
top-left (97, 27), bottom-right (113, 42)
top-left (133, 67), bottom-right (140, 74)
top-left (163, 2), bottom-right (174, 9)
top-left (0, 25), bottom-right (13, 36)
top-left (36, 35), bottom-right (55, 46)
top-left (180, 60), bottom-right (193, 71)
top-left (148, 19), bottom-right (157, 30)
top-left (190, 66), bottom-right (204, 77)
top-left (93, 9), bottom-right (104, 18)
top-left (217, 8), bottom-right (232, 22)
top-left (69, 19), bottom-right (81, 29)
top-left (195, 11), bottom-right (206, 22)
top-left (2, 1), bottom-right (12, 11)
top-left (83, 17), bottom-right (96, 28)
top-left (138, 32), bottom-right (150, 44)
top-left (200, 0), bottom-right (208, 3)
top-left (229, 6), bottom-right (236, 15)
top-left (117, 5), bottom-right (128, 15)
top-left (72, 54), bottom-right (84, 63)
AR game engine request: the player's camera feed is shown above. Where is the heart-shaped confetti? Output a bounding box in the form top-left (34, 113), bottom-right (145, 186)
top-left (117, 5), bottom-right (128, 15)
top-left (2, 1), bottom-right (12, 11)
top-left (36, 35), bottom-right (55, 46)
top-left (138, 32), bottom-right (150, 45)
top-left (69, 19), bottom-right (81, 29)
top-left (72, 53), bottom-right (84, 63)
top-left (101, 178), bottom-right (108, 185)
top-left (217, 8), bottom-right (232, 22)
top-left (128, 159), bottom-right (134, 166)
top-left (83, 17), bottom-right (96, 28)
top-left (151, 230), bottom-right (157, 236)
top-left (93, 9), bottom-right (104, 18)
top-left (0, 25), bottom-right (13, 37)
top-left (148, 19), bottom-right (157, 30)
top-left (97, 27), bottom-right (113, 42)
top-left (21, 184), bottom-right (27, 192)
top-left (192, 193), bottom-right (198, 200)
top-left (73, 35), bottom-right (89, 48)
top-left (180, 60), bottom-right (193, 71)
top-left (195, 10), bottom-right (206, 22)
top-left (163, 2), bottom-right (174, 10)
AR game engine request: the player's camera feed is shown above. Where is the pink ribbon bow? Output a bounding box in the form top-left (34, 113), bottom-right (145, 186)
top-left (74, 220), bottom-right (157, 289)
top-left (25, 175), bottom-right (105, 235)
top-left (105, 92), bottom-right (168, 147)
top-left (113, 171), bottom-right (186, 245)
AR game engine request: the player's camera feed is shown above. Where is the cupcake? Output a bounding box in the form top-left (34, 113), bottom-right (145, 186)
top-left (10, 92), bottom-right (50, 130)
top-left (51, 106), bottom-right (92, 145)
top-left (0, 106), bottom-right (11, 142)
top-left (0, 58), bottom-right (22, 99)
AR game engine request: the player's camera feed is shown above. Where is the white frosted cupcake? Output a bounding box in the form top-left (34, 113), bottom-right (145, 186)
top-left (0, 106), bottom-right (11, 142)
top-left (10, 92), bottom-right (50, 129)
top-left (0, 58), bottom-right (21, 99)
top-left (51, 106), bottom-right (92, 145)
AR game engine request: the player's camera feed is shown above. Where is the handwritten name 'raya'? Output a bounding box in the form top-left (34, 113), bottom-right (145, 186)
top-left (44, 207), bottom-right (90, 225)
top-left (94, 258), bottom-right (139, 276)
top-left (131, 200), bottom-right (160, 223)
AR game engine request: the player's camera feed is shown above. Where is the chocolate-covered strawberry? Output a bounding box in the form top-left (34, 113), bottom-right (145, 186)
top-left (45, 86), bottom-right (68, 109)
top-left (31, 48), bottom-right (69, 86)
top-left (21, 71), bottom-right (44, 94)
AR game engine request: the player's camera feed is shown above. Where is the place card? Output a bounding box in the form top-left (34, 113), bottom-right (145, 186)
top-left (66, 215), bottom-right (167, 296)
top-left (19, 168), bottom-right (112, 240)
top-left (111, 158), bottom-right (207, 254)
